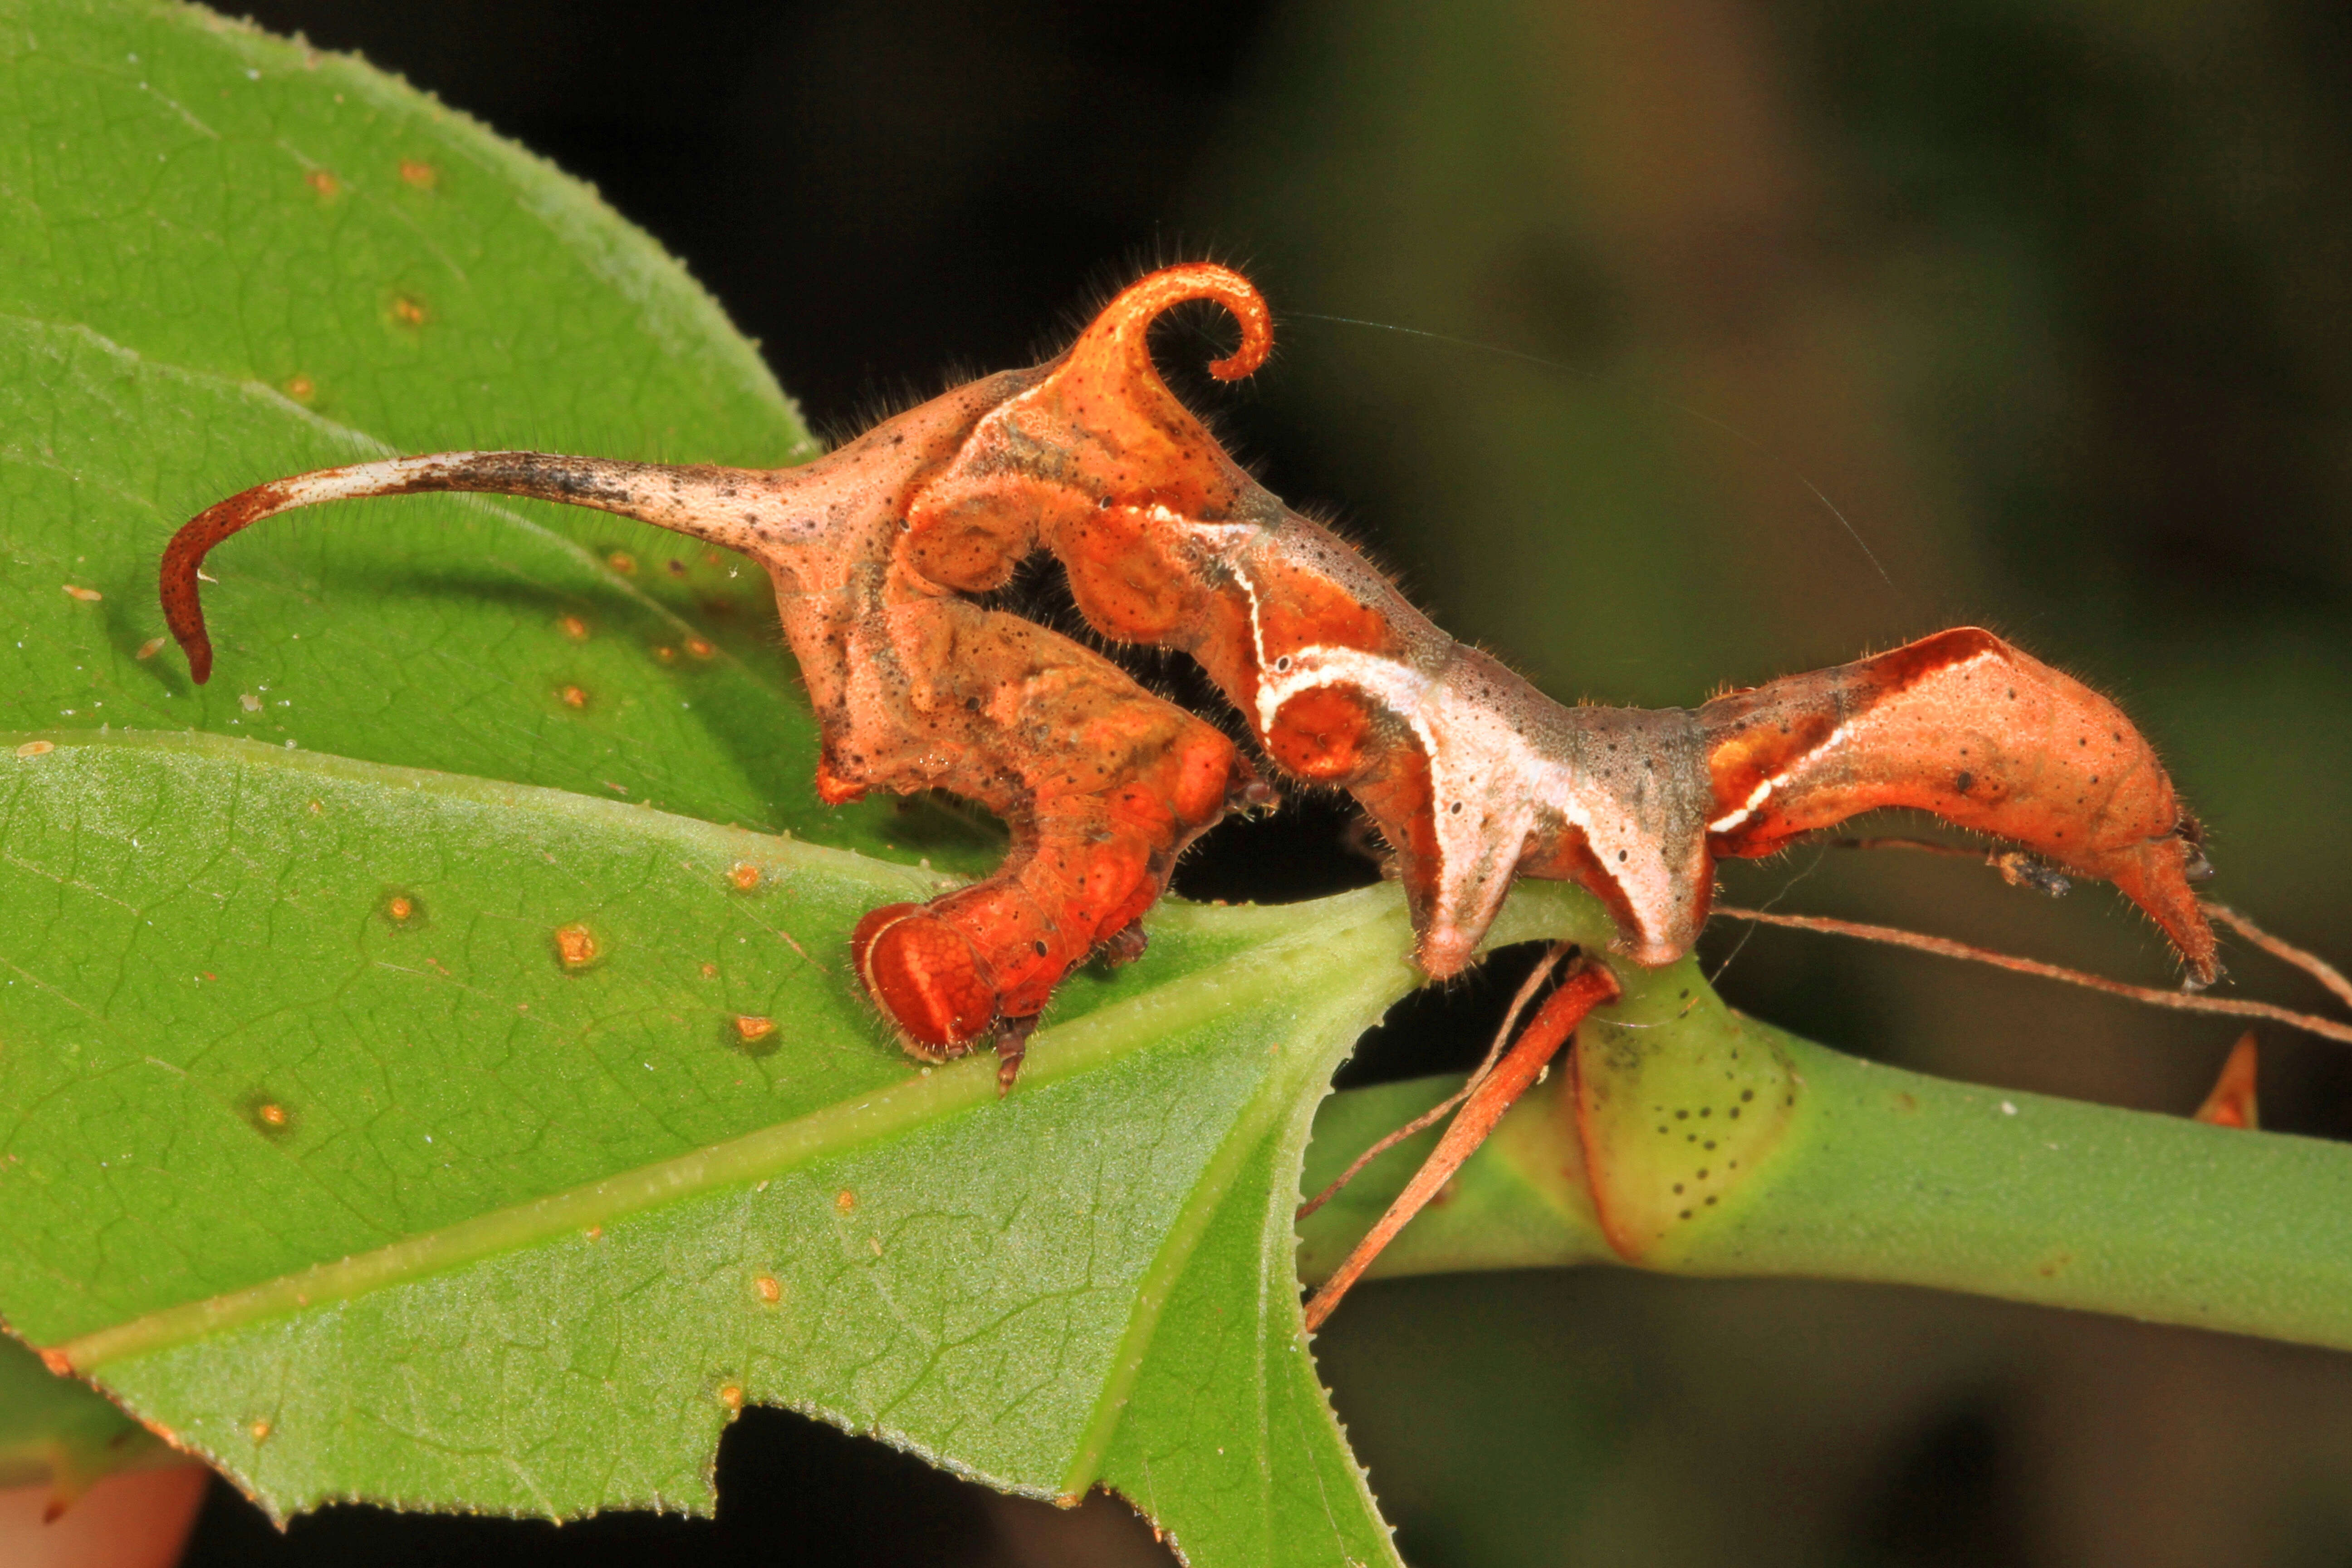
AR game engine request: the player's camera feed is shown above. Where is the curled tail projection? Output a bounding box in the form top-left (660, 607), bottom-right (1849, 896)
top-left (902, 266), bottom-right (2218, 985)
top-left (160, 407), bottom-right (1261, 1082)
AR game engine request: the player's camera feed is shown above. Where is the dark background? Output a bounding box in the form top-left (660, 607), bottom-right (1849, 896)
top-left (183, 2), bottom-right (2352, 1564)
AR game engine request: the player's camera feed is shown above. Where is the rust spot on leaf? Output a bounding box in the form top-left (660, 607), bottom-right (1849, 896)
top-left (685, 636), bottom-right (716, 660)
top-left (382, 892), bottom-right (420, 926)
top-left (835, 1189), bottom-right (856, 1215)
top-left (135, 636), bottom-right (167, 660)
top-left (733, 1014), bottom-right (775, 1044)
top-left (559, 685), bottom-right (588, 709)
top-left (284, 374), bottom-right (316, 402)
top-left (242, 1093), bottom-right (295, 1138)
top-left (554, 922), bottom-right (600, 970)
top-left (719, 1384), bottom-right (745, 1412)
top-left (754, 1274), bottom-right (781, 1303)
top-left (652, 645), bottom-right (678, 665)
top-left (606, 551), bottom-right (637, 575)
top-left (250, 1419), bottom-right (272, 1441)
top-left (699, 962), bottom-right (719, 979)
top-left (728, 862), bottom-right (760, 892)
top-left (397, 158), bottom-right (437, 189)
top-left (391, 294), bottom-right (427, 328)
top-left (62, 583), bottom-right (101, 602)
top-left (14, 740), bottom-right (54, 759)
top-left (305, 168), bottom-right (338, 199)
top-left (558, 614), bottom-right (589, 642)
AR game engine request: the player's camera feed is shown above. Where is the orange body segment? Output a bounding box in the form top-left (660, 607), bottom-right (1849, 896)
top-left (1700, 629), bottom-right (2216, 983)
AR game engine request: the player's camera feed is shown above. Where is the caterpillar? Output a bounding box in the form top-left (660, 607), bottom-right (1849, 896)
top-left (161, 265), bottom-right (2216, 1086)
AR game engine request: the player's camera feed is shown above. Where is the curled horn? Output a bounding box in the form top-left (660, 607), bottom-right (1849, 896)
top-left (1063, 263), bottom-right (1274, 387)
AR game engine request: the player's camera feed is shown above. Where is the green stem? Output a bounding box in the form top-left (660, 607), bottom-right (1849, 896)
top-left (1303, 1006), bottom-right (2352, 1352)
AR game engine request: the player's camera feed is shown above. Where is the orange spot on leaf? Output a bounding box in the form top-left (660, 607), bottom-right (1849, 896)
top-left (728, 862), bottom-right (760, 892)
top-left (391, 294), bottom-right (427, 327)
top-left (685, 636), bottom-right (716, 660)
top-left (135, 636), bottom-right (166, 660)
top-left (558, 614), bottom-right (589, 641)
top-left (14, 740), bottom-right (54, 758)
top-left (719, 1384), bottom-right (745, 1412)
top-left (305, 168), bottom-right (338, 198)
top-left (554, 922), bottom-right (600, 970)
top-left (284, 374), bottom-right (316, 401)
top-left (559, 685), bottom-right (588, 709)
top-left (250, 1419), bottom-right (272, 1441)
top-left (62, 583), bottom-right (101, 602)
top-left (397, 158), bottom-right (437, 189)
top-left (733, 1014), bottom-right (774, 1044)
top-left (835, 1189), bottom-right (856, 1214)
top-left (755, 1274), bottom-right (781, 1303)
top-left (606, 551), bottom-right (637, 575)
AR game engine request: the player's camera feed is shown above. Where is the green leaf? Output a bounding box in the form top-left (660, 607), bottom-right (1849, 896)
top-left (0, 4), bottom-right (1623, 1558)
top-left (0, 730), bottom-right (1618, 1561)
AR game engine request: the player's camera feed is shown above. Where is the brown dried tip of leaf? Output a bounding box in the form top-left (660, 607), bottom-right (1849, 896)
top-left (754, 1275), bottom-right (781, 1303)
top-left (733, 1014), bottom-right (774, 1043)
top-left (559, 685), bottom-right (588, 709)
top-left (606, 551), bottom-right (637, 575)
top-left (135, 636), bottom-right (167, 660)
top-left (728, 861), bottom-right (760, 892)
top-left (391, 294), bottom-right (426, 327)
top-left (834, 1189), bottom-right (857, 1214)
top-left (2194, 1032), bottom-right (2260, 1130)
top-left (14, 740), bottom-right (55, 759)
top-left (558, 614), bottom-right (590, 642)
top-left (397, 157), bottom-right (437, 189)
top-left (305, 168), bottom-right (338, 198)
top-left (685, 636), bottom-right (716, 659)
top-left (62, 583), bottom-right (101, 601)
top-left (554, 922), bottom-right (600, 970)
